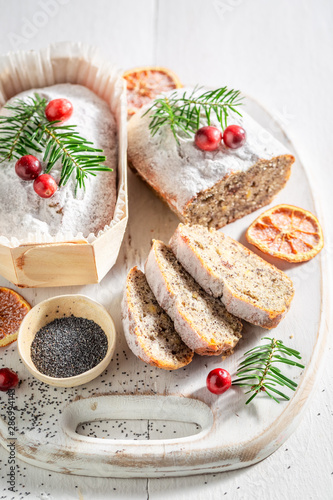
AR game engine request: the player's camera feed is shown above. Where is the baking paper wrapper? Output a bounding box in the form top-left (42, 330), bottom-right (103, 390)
top-left (0, 42), bottom-right (127, 248)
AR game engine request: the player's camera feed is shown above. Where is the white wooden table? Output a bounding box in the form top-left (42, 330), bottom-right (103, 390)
top-left (0, 0), bottom-right (332, 498)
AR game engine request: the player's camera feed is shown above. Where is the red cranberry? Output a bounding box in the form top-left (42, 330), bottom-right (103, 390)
top-left (15, 155), bottom-right (42, 181)
top-left (45, 98), bottom-right (73, 123)
top-left (206, 368), bottom-right (232, 395)
top-left (195, 126), bottom-right (222, 151)
top-left (223, 125), bottom-right (246, 149)
top-left (0, 368), bottom-right (19, 391)
top-left (33, 174), bottom-right (58, 198)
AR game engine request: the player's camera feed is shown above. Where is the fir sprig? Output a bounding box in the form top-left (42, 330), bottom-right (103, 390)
top-left (0, 94), bottom-right (46, 161)
top-left (0, 93), bottom-right (111, 192)
top-left (232, 337), bottom-right (305, 405)
top-left (144, 86), bottom-right (243, 144)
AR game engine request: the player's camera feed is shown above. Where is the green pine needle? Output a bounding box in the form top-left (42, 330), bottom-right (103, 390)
top-left (0, 93), bottom-right (111, 192)
top-left (143, 86), bottom-right (243, 144)
top-left (232, 337), bottom-right (305, 405)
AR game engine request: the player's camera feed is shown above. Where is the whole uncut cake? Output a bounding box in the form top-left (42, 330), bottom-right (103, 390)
top-left (0, 83), bottom-right (117, 246)
top-left (128, 88), bottom-right (295, 229)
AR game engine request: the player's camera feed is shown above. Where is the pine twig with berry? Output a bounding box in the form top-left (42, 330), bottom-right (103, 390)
top-left (0, 94), bottom-right (111, 195)
top-left (144, 86), bottom-right (244, 144)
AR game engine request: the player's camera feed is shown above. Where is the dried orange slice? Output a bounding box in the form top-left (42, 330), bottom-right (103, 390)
top-left (123, 66), bottom-right (182, 116)
top-left (0, 287), bottom-right (31, 347)
top-left (246, 204), bottom-right (324, 262)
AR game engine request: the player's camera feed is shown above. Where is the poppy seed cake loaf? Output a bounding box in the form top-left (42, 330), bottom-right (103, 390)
top-left (127, 90), bottom-right (295, 229)
top-left (145, 240), bottom-right (242, 356)
top-left (0, 84), bottom-right (118, 244)
top-left (122, 267), bottom-right (193, 369)
top-left (169, 224), bottom-right (294, 329)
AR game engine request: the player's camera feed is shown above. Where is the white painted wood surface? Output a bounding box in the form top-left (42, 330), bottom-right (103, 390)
top-left (0, 0), bottom-right (332, 498)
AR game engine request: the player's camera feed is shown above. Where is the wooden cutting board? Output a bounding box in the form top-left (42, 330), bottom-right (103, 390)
top-left (0, 97), bottom-right (329, 478)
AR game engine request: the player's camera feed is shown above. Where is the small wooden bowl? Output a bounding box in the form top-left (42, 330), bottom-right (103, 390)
top-left (17, 295), bottom-right (116, 387)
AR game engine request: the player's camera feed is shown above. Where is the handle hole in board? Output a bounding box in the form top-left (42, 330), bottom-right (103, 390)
top-left (62, 395), bottom-right (214, 443)
top-left (76, 418), bottom-right (202, 440)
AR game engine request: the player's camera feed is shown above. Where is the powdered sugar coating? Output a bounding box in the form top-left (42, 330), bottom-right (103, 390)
top-left (0, 84), bottom-right (117, 245)
top-left (127, 89), bottom-right (290, 212)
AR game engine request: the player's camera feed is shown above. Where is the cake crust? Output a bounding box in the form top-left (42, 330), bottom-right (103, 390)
top-left (145, 240), bottom-right (242, 355)
top-left (169, 224), bottom-right (295, 329)
top-left (122, 267), bottom-right (193, 369)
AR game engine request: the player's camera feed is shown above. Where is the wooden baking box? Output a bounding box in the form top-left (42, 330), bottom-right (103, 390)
top-left (0, 43), bottom-right (128, 287)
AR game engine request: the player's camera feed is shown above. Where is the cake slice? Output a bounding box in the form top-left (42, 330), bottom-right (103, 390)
top-left (122, 267), bottom-right (193, 369)
top-left (169, 224), bottom-right (294, 329)
top-left (128, 91), bottom-right (295, 229)
top-left (145, 240), bottom-right (242, 356)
